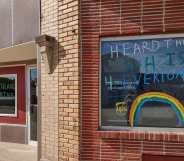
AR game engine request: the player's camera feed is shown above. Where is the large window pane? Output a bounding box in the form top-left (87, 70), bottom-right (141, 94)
top-left (0, 74), bottom-right (17, 116)
top-left (0, 0), bottom-right (12, 48)
top-left (13, 0), bottom-right (39, 45)
top-left (101, 37), bottom-right (184, 128)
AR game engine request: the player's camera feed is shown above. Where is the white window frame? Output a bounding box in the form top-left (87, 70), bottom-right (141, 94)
top-left (100, 33), bottom-right (184, 132)
top-left (0, 74), bottom-right (17, 117)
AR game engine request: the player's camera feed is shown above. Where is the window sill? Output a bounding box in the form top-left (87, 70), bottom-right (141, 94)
top-left (97, 129), bottom-right (184, 142)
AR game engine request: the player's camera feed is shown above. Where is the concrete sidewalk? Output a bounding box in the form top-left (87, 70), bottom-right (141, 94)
top-left (0, 142), bottom-right (37, 161)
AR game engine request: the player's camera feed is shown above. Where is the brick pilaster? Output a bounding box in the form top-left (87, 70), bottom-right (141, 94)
top-left (37, 0), bottom-right (59, 160)
top-left (58, 0), bottom-right (80, 161)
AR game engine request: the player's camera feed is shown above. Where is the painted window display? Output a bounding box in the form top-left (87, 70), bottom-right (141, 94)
top-left (101, 36), bottom-right (184, 128)
top-left (0, 74), bottom-right (17, 116)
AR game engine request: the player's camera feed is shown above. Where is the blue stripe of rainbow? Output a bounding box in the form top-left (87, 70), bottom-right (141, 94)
top-left (129, 92), bottom-right (184, 127)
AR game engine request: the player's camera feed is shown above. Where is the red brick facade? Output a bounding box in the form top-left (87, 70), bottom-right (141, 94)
top-left (81, 0), bottom-right (184, 160)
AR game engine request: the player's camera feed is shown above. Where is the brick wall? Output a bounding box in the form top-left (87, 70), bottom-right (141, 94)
top-left (81, 0), bottom-right (184, 161)
top-left (58, 0), bottom-right (80, 161)
top-left (39, 0), bottom-right (59, 161)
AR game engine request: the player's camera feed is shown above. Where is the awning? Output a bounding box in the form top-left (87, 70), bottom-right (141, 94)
top-left (0, 41), bottom-right (37, 63)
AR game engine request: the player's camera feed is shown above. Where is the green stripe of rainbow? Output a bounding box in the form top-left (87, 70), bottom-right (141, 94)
top-left (129, 92), bottom-right (184, 127)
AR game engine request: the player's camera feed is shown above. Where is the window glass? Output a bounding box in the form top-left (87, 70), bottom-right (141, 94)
top-left (0, 75), bottom-right (17, 115)
top-left (30, 68), bottom-right (37, 105)
top-left (101, 37), bottom-right (184, 128)
top-left (29, 68), bottom-right (37, 141)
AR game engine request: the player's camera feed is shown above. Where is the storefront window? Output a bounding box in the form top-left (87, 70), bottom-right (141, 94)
top-left (0, 74), bottom-right (17, 116)
top-left (101, 36), bottom-right (184, 128)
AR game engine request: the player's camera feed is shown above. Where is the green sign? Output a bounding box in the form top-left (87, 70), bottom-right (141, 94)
top-left (0, 76), bottom-right (16, 97)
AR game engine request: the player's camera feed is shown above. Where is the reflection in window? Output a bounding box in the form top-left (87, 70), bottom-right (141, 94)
top-left (30, 68), bottom-right (37, 141)
top-left (30, 68), bottom-right (37, 105)
top-left (0, 74), bottom-right (17, 116)
top-left (101, 37), bottom-right (184, 128)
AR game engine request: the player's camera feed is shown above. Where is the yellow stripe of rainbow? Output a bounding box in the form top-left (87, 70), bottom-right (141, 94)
top-left (129, 92), bottom-right (184, 127)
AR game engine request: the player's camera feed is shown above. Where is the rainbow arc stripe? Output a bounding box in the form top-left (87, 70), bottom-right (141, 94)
top-left (129, 92), bottom-right (184, 127)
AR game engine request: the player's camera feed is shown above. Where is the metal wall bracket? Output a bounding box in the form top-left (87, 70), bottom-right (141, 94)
top-left (36, 35), bottom-right (56, 74)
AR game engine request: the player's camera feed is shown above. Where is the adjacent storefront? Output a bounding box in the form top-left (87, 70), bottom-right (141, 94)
top-left (0, 0), bottom-right (39, 144)
top-left (0, 51), bottom-right (38, 144)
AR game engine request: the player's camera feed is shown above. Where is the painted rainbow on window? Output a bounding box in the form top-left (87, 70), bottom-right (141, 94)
top-left (129, 92), bottom-right (184, 127)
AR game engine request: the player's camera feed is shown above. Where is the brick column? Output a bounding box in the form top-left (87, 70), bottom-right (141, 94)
top-left (36, 35), bottom-right (59, 161)
top-left (58, 0), bottom-right (80, 161)
top-left (38, 0), bottom-right (59, 161)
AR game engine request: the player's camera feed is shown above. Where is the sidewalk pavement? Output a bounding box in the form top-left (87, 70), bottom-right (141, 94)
top-left (0, 142), bottom-right (37, 161)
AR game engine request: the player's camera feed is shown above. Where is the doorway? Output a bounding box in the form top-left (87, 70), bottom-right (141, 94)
top-left (28, 67), bottom-right (37, 144)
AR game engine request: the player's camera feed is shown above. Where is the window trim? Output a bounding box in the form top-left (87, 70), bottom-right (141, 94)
top-left (0, 74), bottom-right (17, 117)
top-left (100, 33), bottom-right (184, 131)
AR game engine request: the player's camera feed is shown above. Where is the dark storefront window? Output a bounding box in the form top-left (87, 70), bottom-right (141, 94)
top-left (0, 74), bottom-right (17, 116)
top-left (101, 36), bottom-right (184, 128)
top-left (29, 68), bottom-right (37, 141)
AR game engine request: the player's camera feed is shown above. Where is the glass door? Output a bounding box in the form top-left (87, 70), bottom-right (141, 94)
top-left (28, 67), bottom-right (37, 143)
